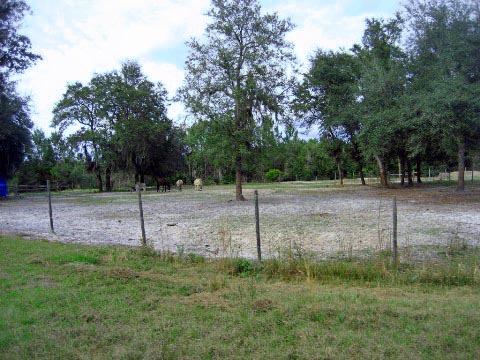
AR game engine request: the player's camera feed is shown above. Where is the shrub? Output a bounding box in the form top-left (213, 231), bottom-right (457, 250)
top-left (235, 258), bottom-right (254, 275)
top-left (187, 253), bottom-right (206, 264)
top-left (218, 258), bottom-right (256, 276)
top-left (265, 169), bottom-right (283, 182)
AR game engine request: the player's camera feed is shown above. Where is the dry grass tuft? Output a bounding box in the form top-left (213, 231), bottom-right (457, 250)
top-left (177, 291), bottom-right (233, 310)
top-left (252, 298), bottom-right (274, 312)
top-left (104, 266), bottom-right (139, 280)
top-left (306, 212), bottom-right (333, 218)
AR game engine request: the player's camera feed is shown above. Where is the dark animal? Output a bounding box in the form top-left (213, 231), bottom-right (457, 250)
top-left (156, 177), bottom-right (170, 192)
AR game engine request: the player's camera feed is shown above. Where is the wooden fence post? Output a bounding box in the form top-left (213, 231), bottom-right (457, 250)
top-left (137, 185), bottom-right (147, 247)
top-left (392, 196), bottom-right (398, 268)
top-left (254, 190), bottom-right (261, 261)
top-left (47, 180), bottom-right (54, 233)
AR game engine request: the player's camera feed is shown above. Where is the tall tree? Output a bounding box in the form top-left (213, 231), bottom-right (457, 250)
top-left (52, 80), bottom-right (107, 191)
top-left (405, 0), bottom-right (480, 191)
top-left (178, 0), bottom-right (296, 200)
top-left (0, 0), bottom-right (41, 178)
top-left (53, 61), bottom-right (180, 189)
top-left (0, 84), bottom-right (33, 177)
top-left (294, 50), bottom-right (366, 185)
top-left (0, 0), bottom-right (40, 83)
top-left (108, 61), bottom-right (181, 183)
top-left (353, 15), bottom-right (408, 187)
top-left (16, 128), bottom-right (55, 185)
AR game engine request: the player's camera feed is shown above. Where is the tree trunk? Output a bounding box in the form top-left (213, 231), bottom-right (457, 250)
top-left (105, 166), bottom-right (112, 192)
top-left (204, 156), bottom-right (207, 180)
top-left (416, 158), bottom-right (422, 184)
top-left (399, 156), bottom-right (406, 187)
top-left (234, 92), bottom-right (246, 201)
top-left (218, 167), bottom-right (223, 184)
top-left (96, 169), bottom-right (103, 192)
top-left (407, 160), bottom-right (414, 187)
top-left (140, 173), bottom-right (145, 184)
top-left (457, 138), bottom-right (466, 191)
top-left (350, 139), bottom-right (365, 185)
top-left (235, 154), bottom-right (245, 201)
top-left (375, 155), bottom-right (388, 187)
top-left (336, 158), bottom-right (343, 186)
top-left (359, 168), bottom-right (366, 186)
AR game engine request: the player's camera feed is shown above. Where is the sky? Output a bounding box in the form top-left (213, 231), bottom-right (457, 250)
top-left (17, 0), bottom-right (402, 136)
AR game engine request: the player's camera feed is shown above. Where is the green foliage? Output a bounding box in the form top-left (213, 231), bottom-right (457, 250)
top-left (0, 1), bottom-right (41, 78)
top-left (185, 118), bottom-right (236, 182)
top-left (16, 129), bottom-right (54, 184)
top-left (13, 0), bottom-right (480, 193)
top-left (52, 79), bottom-right (108, 191)
top-left (233, 258), bottom-right (255, 275)
top-left (178, 0), bottom-right (296, 199)
top-left (111, 61), bottom-right (184, 180)
top-left (265, 168), bottom-right (283, 182)
top-left (404, 0), bottom-right (480, 190)
top-left (52, 61), bottom-right (184, 189)
top-left (0, 1), bottom-right (40, 178)
top-left (15, 129), bottom-right (97, 188)
top-left (187, 253), bottom-right (206, 265)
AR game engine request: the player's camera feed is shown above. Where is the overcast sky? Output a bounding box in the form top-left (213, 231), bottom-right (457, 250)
top-left (17, 0), bottom-right (402, 135)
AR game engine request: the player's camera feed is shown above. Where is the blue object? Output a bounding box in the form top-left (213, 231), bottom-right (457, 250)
top-left (0, 177), bottom-right (8, 197)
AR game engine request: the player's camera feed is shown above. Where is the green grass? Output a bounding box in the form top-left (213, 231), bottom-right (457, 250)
top-left (1, 237), bottom-right (480, 359)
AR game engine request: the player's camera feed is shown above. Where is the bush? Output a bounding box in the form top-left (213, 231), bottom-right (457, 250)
top-left (234, 258), bottom-right (254, 275)
top-left (218, 258), bottom-right (256, 276)
top-left (265, 169), bottom-right (283, 182)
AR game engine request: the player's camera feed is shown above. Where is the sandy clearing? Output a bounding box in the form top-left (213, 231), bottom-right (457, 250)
top-left (1, 184), bottom-right (479, 259)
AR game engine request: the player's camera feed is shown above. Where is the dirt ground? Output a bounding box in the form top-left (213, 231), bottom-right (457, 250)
top-left (1, 182), bottom-right (479, 260)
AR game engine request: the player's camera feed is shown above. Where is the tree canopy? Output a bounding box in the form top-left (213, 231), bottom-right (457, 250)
top-left (0, 0), bottom-right (41, 179)
top-left (52, 61), bottom-right (182, 191)
top-left (11, 0), bottom-right (480, 194)
top-left (178, 0), bottom-right (297, 200)
top-left (405, 0), bottom-right (480, 190)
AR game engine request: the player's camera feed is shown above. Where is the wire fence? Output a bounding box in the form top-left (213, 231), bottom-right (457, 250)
top-left (1, 181), bottom-right (479, 264)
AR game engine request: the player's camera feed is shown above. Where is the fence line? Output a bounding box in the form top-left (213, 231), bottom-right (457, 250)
top-left (6, 168), bottom-right (480, 195)
top-left (3, 178), bottom-right (479, 262)
top-left (10, 183), bottom-right (71, 194)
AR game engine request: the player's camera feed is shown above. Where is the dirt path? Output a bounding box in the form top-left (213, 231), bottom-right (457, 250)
top-left (1, 183), bottom-right (479, 259)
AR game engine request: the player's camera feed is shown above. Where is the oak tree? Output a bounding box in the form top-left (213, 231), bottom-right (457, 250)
top-left (178, 0), bottom-right (296, 200)
top-left (405, 0), bottom-right (480, 191)
top-left (0, 0), bottom-right (41, 178)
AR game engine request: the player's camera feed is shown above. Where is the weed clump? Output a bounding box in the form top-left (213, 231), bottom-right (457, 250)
top-left (217, 258), bottom-right (259, 276)
top-left (214, 244), bottom-right (480, 287)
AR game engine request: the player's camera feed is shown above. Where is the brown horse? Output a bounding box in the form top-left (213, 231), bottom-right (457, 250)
top-left (156, 177), bottom-right (170, 192)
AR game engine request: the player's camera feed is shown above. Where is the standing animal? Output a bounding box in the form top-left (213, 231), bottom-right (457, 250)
top-left (156, 177), bottom-right (171, 192)
top-left (194, 178), bottom-right (203, 191)
top-left (131, 182), bottom-right (146, 192)
top-left (175, 179), bottom-right (183, 191)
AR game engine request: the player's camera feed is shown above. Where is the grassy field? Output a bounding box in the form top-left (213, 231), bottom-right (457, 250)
top-left (1, 237), bottom-right (480, 359)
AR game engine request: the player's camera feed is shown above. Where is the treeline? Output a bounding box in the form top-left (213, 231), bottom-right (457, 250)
top-left (2, 0), bottom-right (480, 195)
top-left (180, 0), bottom-right (480, 193)
top-left (16, 60), bottom-right (184, 191)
